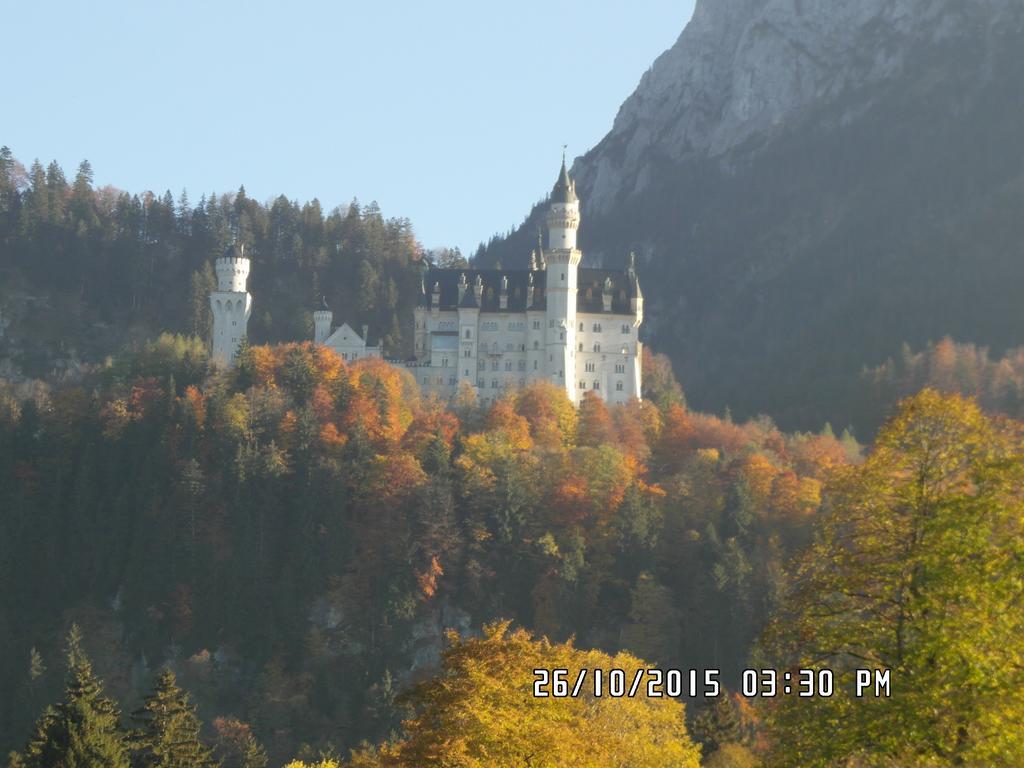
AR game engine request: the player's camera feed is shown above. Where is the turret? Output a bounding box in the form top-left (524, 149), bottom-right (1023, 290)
top-left (546, 155), bottom-right (580, 251)
top-left (209, 244), bottom-right (252, 366)
top-left (314, 298), bottom-right (333, 344)
top-left (215, 248), bottom-right (251, 292)
top-left (628, 252), bottom-right (643, 323)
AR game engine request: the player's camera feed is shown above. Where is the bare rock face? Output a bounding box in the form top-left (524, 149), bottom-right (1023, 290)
top-left (578, 0), bottom-right (1018, 215)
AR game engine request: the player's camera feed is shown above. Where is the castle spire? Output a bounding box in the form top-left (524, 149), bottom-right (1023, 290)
top-left (551, 151), bottom-right (577, 204)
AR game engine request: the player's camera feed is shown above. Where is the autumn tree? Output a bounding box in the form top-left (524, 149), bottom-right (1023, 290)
top-left (763, 390), bottom-right (1024, 766)
top-left (346, 621), bottom-right (700, 767)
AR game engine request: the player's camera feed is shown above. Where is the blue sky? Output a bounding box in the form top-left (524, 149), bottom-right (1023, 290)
top-left (6, 1), bottom-right (695, 253)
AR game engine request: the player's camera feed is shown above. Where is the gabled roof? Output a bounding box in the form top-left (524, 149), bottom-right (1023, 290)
top-left (324, 322), bottom-right (365, 347)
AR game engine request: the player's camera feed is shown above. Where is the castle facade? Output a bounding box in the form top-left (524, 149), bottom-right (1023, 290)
top-left (209, 160), bottom-right (644, 406)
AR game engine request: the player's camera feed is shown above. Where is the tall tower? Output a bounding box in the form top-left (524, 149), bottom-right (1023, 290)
top-left (210, 244), bottom-right (252, 366)
top-left (545, 156), bottom-right (582, 403)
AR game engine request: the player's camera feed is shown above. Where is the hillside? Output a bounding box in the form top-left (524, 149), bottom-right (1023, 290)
top-left (475, 0), bottom-right (1024, 431)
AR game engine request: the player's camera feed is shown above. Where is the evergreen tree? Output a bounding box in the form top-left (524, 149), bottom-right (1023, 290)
top-left (189, 263), bottom-right (217, 342)
top-left (692, 690), bottom-right (742, 753)
top-left (131, 668), bottom-right (215, 768)
top-left (19, 625), bottom-right (130, 768)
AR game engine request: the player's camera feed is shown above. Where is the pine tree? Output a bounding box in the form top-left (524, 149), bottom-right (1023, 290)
top-left (131, 668), bottom-right (215, 768)
top-left (189, 263), bottom-right (217, 342)
top-left (692, 689), bottom-right (742, 753)
top-left (19, 625), bottom-right (130, 768)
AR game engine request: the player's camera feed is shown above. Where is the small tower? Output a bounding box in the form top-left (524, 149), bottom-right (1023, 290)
top-left (210, 244), bottom-right (252, 366)
top-left (314, 297), bottom-right (333, 344)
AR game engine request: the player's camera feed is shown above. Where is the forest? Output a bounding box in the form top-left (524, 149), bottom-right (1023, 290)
top-left (1, 151), bottom-right (1023, 765)
top-left (0, 147), bottom-right (425, 381)
top-left (1, 336), bottom-right (1022, 766)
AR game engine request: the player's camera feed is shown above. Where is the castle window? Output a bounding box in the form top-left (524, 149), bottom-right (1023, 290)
top-left (578, 343), bottom-right (583, 352)
top-left (478, 378), bottom-right (484, 387)
top-left (491, 361), bottom-right (498, 371)
top-left (579, 381), bottom-right (586, 389)
top-left (621, 324), bottom-right (630, 334)
top-left (616, 381), bottom-right (624, 391)
top-left (561, 273), bottom-right (565, 282)
top-left (533, 341), bottom-right (539, 350)
top-left (559, 332), bottom-right (564, 341)
top-left (533, 360), bottom-right (538, 370)
top-left (593, 343), bottom-right (601, 353)
top-left (465, 329), bottom-right (471, 338)
top-left (464, 349), bottom-right (471, 357)
top-left (592, 323), bottom-right (601, 332)
top-left (517, 360), bottom-right (526, 371)
top-left (505, 361), bottom-right (512, 371)
top-left (579, 322), bottom-right (584, 331)
top-left (449, 376), bottom-right (457, 385)
top-left (533, 320), bottom-right (541, 330)
top-left (465, 369), bottom-right (470, 377)
top-left (442, 357), bottom-right (448, 367)
top-left (585, 363), bottom-right (595, 372)
top-left (491, 380), bottom-right (498, 389)
top-left (593, 381), bottom-right (600, 390)
top-left (422, 377), bottom-right (428, 385)
top-left (615, 364), bottom-right (625, 373)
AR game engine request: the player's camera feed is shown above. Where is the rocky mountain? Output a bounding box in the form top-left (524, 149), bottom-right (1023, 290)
top-left (478, 0), bottom-right (1024, 431)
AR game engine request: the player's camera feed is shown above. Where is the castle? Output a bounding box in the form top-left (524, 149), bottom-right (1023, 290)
top-left (210, 159), bottom-right (644, 406)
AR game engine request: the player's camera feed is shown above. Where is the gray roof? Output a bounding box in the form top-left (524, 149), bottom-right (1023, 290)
top-left (419, 267), bottom-right (638, 314)
top-left (550, 159), bottom-right (578, 204)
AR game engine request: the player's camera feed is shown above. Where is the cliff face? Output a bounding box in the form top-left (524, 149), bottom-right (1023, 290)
top-left (479, 0), bottom-right (1024, 429)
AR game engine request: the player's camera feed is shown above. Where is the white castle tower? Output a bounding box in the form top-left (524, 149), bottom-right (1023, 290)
top-left (314, 299), bottom-right (333, 344)
top-left (210, 244), bottom-right (252, 365)
top-left (545, 156), bottom-right (582, 403)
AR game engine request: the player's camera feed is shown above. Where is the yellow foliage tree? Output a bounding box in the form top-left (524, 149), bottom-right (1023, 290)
top-left (334, 621), bottom-right (700, 768)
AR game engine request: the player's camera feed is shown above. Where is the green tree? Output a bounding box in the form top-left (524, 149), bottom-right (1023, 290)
top-left (692, 690), bottom-right (742, 753)
top-left (131, 668), bottom-right (215, 768)
top-left (189, 263), bottom-right (217, 342)
top-left (19, 626), bottom-right (130, 768)
top-left (763, 390), bottom-right (1024, 766)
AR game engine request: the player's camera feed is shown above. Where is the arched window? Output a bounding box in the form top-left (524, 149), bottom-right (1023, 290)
top-left (593, 381), bottom-right (600, 390)
top-left (593, 343), bottom-right (601, 353)
top-left (616, 381), bottom-right (624, 391)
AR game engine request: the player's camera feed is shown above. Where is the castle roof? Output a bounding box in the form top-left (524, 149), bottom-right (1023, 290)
top-left (550, 158), bottom-right (578, 204)
top-left (419, 267), bottom-right (638, 315)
